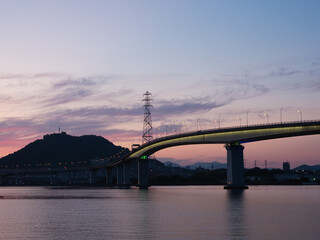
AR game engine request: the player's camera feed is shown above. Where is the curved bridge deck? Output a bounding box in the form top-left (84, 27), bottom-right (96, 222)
top-left (103, 120), bottom-right (320, 167)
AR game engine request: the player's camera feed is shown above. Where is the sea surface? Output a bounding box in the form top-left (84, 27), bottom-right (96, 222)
top-left (0, 185), bottom-right (319, 240)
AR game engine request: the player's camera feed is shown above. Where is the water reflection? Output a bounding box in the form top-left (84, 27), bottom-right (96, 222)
top-left (136, 190), bottom-right (153, 239)
top-left (1, 186), bottom-right (320, 240)
top-left (225, 190), bottom-right (247, 240)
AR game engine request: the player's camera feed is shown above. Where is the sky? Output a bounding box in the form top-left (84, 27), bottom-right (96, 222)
top-left (0, 0), bottom-right (320, 168)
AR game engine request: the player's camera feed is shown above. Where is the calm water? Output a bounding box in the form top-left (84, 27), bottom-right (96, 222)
top-left (0, 186), bottom-right (319, 240)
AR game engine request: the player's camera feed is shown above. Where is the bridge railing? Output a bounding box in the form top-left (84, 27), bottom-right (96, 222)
top-left (142, 119), bottom-right (320, 147)
top-left (197, 119), bottom-right (320, 133)
top-left (160, 119), bottom-right (320, 135)
top-left (91, 119), bottom-right (320, 166)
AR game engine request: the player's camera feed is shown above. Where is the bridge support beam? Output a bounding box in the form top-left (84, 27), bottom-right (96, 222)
top-left (224, 144), bottom-right (248, 189)
top-left (138, 158), bottom-right (149, 189)
top-left (123, 162), bottom-right (131, 188)
top-left (15, 172), bottom-right (18, 185)
top-left (117, 164), bottom-right (124, 188)
top-left (106, 167), bottom-right (113, 186)
top-left (89, 169), bottom-right (98, 185)
top-left (50, 172), bottom-right (57, 185)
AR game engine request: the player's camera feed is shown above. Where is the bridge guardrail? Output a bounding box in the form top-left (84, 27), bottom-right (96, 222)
top-left (136, 119), bottom-right (320, 149)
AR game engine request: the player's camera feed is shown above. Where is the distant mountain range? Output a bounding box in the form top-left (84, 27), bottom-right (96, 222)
top-left (163, 160), bottom-right (320, 172)
top-left (163, 161), bottom-right (227, 170)
top-left (293, 164), bottom-right (320, 171)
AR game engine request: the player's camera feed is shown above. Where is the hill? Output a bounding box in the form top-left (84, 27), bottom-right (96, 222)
top-left (162, 160), bottom-right (227, 170)
top-left (185, 161), bottom-right (227, 170)
top-left (163, 161), bottom-right (182, 168)
top-left (0, 132), bottom-right (129, 169)
top-left (293, 164), bottom-right (320, 171)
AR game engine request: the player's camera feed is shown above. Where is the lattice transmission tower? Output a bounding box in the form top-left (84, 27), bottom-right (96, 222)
top-left (142, 91), bottom-right (153, 143)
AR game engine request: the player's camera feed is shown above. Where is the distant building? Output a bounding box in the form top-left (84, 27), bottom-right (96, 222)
top-left (283, 162), bottom-right (290, 172)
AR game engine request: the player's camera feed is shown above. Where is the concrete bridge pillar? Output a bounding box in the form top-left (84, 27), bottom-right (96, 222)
top-left (89, 169), bottom-right (99, 185)
top-left (89, 170), bottom-right (93, 185)
top-left (15, 172), bottom-right (18, 185)
top-left (224, 144), bottom-right (248, 189)
top-left (50, 172), bottom-right (54, 185)
top-left (106, 167), bottom-right (113, 186)
top-left (117, 164), bottom-right (124, 187)
top-left (68, 171), bottom-right (73, 185)
top-left (138, 157), bottom-right (149, 189)
top-left (123, 162), bottom-right (131, 188)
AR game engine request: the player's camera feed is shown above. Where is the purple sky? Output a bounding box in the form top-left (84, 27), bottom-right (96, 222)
top-left (0, 0), bottom-right (320, 168)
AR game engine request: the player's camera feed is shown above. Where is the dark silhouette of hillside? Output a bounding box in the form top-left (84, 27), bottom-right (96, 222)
top-left (293, 164), bottom-right (320, 171)
top-left (0, 132), bottom-right (129, 169)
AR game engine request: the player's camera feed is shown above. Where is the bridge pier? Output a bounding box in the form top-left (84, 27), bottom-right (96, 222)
top-left (117, 164), bottom-right (124, 188)
top-left (224, 143), bottom-right (248, 189)
top-left (15, 172), bottom-right (18, 185)
top-left (67, 171), bottom-right (73, 185)
top-left (89, 169), bottom-right (98, 185)
top-left (106, 167), bottom-right (113, 186)
top-left (138, 157), bottom-right (149, 189)
top-left (50, 172), bottom-right (57, 185)
top-left (123, 162), bottom-right (131, 188)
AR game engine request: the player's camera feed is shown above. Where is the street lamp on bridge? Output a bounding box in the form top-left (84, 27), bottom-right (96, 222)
top-left (246, 111), bottom-right (249, 126)
top-left (264, 113), bottom-right (269, 124)
top-left (298, 109), bottom-right (302, 122)
top-left (197, 119), bottom-right (201, 131)
top-left (237, 117), bottom-right (242, 127)
top-left (183, 123), bottom-right (188, 133)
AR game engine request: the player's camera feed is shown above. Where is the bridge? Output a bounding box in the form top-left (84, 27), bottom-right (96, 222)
top-left (103, 120), bottom-right (320, 189)
top-left (1, 120), bottom-right (320, 189)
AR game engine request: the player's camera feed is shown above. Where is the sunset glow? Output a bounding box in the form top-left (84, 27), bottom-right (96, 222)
top-left (0, 0), bottom-right (320, 168)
